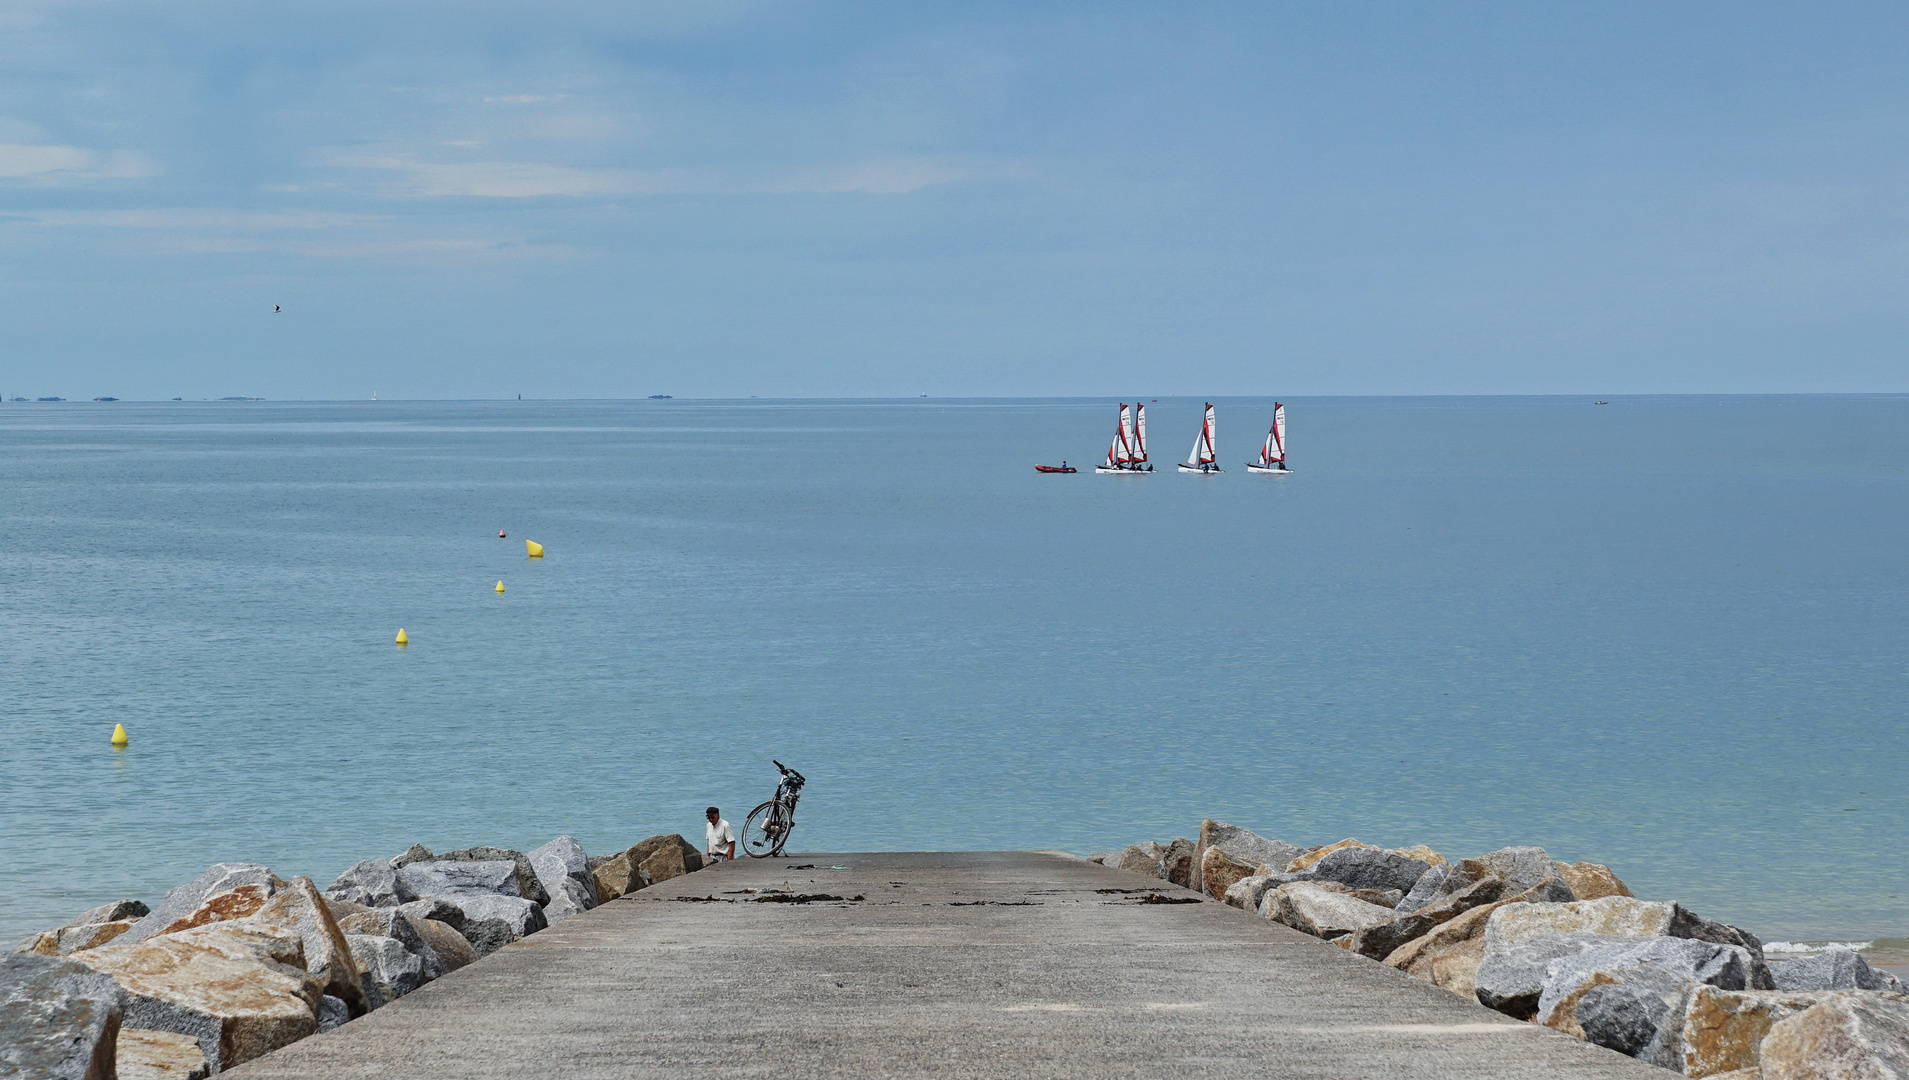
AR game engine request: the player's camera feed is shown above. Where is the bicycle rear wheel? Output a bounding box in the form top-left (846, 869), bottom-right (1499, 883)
top-left (741, 800), bottom-right (785, 858)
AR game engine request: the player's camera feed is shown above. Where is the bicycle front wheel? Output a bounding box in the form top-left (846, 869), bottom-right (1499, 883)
top-left (741, 800), bottom-right (785, 858)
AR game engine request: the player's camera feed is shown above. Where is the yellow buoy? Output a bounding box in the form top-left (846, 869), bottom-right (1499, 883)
top-left (395, 628), bottom-right (409, 646)
top-left (525, 540), bottom-right (544, 558)
top-left (110, 723), bottom-right (129, 747)
top-left (495, 580), bottom-right (505, 593)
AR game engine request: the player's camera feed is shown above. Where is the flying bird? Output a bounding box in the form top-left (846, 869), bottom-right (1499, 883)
top-left (273, 305), bottom-right (281, 313)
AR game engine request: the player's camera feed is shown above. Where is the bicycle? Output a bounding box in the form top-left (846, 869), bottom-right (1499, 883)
top-left (741, 760), bottom-right (806, 858)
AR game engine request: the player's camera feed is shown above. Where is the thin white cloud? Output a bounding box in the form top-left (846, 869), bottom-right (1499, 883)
top-left (0, 144), bottom-right (155, 181)
top-left (0, 143), bottom-right (91, 176)
top-left (313, 150), bottom-right (1026, 198)
top-left (20, 209), bottom-right (385, 230)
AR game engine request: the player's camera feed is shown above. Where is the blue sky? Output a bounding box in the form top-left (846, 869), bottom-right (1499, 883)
top-left (2, 1), bottom-right (1906, 399)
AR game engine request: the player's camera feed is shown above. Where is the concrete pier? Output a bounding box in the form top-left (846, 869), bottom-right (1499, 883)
top-left (229, 852), bottom-right (1666, 1078)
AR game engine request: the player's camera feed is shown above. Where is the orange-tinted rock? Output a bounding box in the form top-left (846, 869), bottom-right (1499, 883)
top-left (116, 1027), bottom-right (209, 1080)
top-left (15, 920), bottom-right (138, 957)
top-left (591, 853), bottom-right (650, 900)
top-left (76, 923), bottom-right (320, 1073)
top-left (1199, 847), bottom-right (1264, 901)
top-left (1287, 838), bottom-right (1367, 873)
top-left (630, 835), bottom-right (705, 885)
top-left (114, 864), bottom-right (278, 949)
top-left (1675, 986), bottom-right (1855, 1078)
top-left (1552, 862), bottom-right (1634, 902)
top-left (1541, 971), bottom-right (1621, 1039)
top-left (1759, 991), bottom-right (1909, 1079)
top-left (245, 876), bottom-right (373, 1017)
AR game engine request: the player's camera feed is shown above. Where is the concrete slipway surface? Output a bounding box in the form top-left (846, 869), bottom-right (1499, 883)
top-left (229, 852), bottom-right (1666, 1079)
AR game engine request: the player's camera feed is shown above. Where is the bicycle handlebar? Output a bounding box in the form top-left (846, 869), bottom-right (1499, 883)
top-left (772, 760), bottom-right (806, 787)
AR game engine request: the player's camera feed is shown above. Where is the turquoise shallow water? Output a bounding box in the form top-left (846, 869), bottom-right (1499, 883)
top-left (0, 396), bottom-right (1904, 944)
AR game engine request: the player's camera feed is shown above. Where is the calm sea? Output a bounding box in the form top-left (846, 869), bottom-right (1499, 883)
top-left (1, 397), bottom-right (1904, 945)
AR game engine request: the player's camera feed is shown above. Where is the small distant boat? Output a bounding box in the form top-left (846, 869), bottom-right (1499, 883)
top-left (1094, 403), bottom-right (1153, 473)
top-left (1034, 464), bottom-right (1076, 474)
top-left (1246, 403), bottom-right (1292, 474)
top-left (1178, 403), bottom-right (1222, 473)
top-left (1594, 400), bottom-right (1609, 405)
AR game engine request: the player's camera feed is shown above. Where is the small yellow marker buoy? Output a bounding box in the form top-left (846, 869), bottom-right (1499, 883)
top-left (395, 628), bottom-right (409, 646)
top-left (495, 580), bottom-right (505, 593)
top-left (110, 723), bottom-right (129, 747)
top-left (525, 540), bottom-right (544, 558)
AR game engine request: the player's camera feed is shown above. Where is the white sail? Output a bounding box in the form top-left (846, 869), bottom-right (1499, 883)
top-left (1270, 402), bottom-right (1286, 463)
top-left (1204, 404), bottom-right (1216, 464)
top-left (1133, 403), bottom-right (1148, 463)
top-left (1184, 404), bottom-right (1211, 467)
top-left (1119, 404), bottom-right (1136, 464)
top-left (1258, 427), bottom-right (1275, 466)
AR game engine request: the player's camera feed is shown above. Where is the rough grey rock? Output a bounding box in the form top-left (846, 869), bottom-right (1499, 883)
top-left (1766, 947), bottom-right (1896, 991)
top-left (395, 860), bottom-right (519, 902)
top-left (325, 859), bottom-right (403, 908)
top-left (1576, 981), bottom-right (1674, 1058)
top-left (1160, 838), bottom-right (1197, 890)
top-left (0, 953), bottom-right (124, 1080)
top-left (115, 862), bottom-right (278, 948)
top-left (438, 847), bottom-right (548, 906)
top-left (1113, 842), bottom-right (1168, 879)
top-left (1403, 846), bottom-right (1573, 913)
top-left (396, 897), bottom-right (465, 932)
top-left (1396, 863), bottom-right (1455, 913)
top-left (1277, 845), bottom-right (1433, 896)
top-left (1348, 875), bottom-right (1511, 960)
top-left (1484, 896), bottom-right (1774, 989)
top-left (389, 844), bottom-right (435, 868)
top-left (1223, 873), bottom-right (1280, 913)
top-left (406, 918), bottom-right (478, 974)
top-left (540, 879), bottom-right (595, 925)
top-left (1263, 882), bottom-right (1398, 940)
top-left (1536, 936), bottom-right (1757, 1024)
top-left (1474, 931), bottom-right (1643, 1019)
top-left (1474, 847), bottom-right (1562, 893)
top-left (345, 934), bottom-right (429, 1001)
top-left (529, 835), bottom-right (597, 916)
top-left (429, 893), bottom-right (546, 956)
top-left (335, 909), bottom-right (445, 983)
top-left (1198, 822), bottom-right (1307, 875)
top-left (317, 995), bottom-right (349, 1033)
top-left (69, 900), bottom-right (149, 926)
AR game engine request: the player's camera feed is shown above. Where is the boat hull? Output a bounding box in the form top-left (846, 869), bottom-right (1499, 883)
top-left (1095, 465), bottom-right (1150, 474)
top-left (1178, 464), bottom-right (1223, 473)
top-left (1245, 464), bottom-right (1293, 474)
top-left (1034, 465), bottom-right (1077, 473)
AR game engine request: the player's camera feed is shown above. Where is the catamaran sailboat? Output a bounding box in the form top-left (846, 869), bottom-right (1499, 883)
top-left (1246, 403), bottom-right (1291, 474)
top-left (1094, 403), bottom-right (1153, 473)
top-left (1178, 403), bottom-right (1221, 473)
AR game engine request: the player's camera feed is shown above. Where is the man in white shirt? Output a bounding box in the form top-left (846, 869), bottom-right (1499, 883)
top-left (705, 806), bottom-right (737, 862)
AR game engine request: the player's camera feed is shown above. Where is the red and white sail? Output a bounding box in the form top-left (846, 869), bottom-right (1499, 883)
top-left (1257, 403), bottom-right (1286, 465)
top-left (1185, 403), bottom-right (1217, 467)
top-left (1103, 403), bottom-right (1133, 469)
top-left (1133, 403), bottom-right (1149, 464)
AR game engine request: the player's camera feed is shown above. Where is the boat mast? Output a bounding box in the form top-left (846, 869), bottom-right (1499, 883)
top-left (1133, 403), bottom-right (1148, 466)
